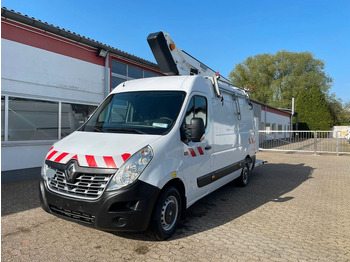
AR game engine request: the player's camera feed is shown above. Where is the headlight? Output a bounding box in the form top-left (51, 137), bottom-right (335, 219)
top-left (41, 163), bottom-right (56, 182)
top-left (41, 163), bottom-right (48, 180)
top-left (107, 145), bottom-right (153, 191)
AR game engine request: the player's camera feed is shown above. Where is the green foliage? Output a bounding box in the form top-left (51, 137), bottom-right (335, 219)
top-left (326, 93), bottom-right (344, 126)
top-left (228, 50), bottom-right (350, 129)
top-left (229, 50), bottom-right (333, 109)
top-left (295, 87), bottom-right (333, 130)
top-left (341, 101), bottom-right (350, 125)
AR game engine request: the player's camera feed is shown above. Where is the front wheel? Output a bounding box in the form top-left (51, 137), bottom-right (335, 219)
top-left (148, 187), bottom-right (182, 240)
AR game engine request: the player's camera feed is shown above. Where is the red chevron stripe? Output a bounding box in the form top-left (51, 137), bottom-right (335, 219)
top-left (85, 155), bottom-right (97, 167)
top-left (189, 148), bottom-right (197, 157)
top-left (47, 151), bottom-right (58, 160)
top-left (121, 153), bottom-right (131, 162)
top-left (54, 152), bottom-right (69, 162)
top-left (197, 147), bottom-right (204, 155)
top-left (103, 156), bottom-right (117, 168)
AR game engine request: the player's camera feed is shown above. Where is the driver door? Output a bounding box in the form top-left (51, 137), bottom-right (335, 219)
top-left (180, 94), bottom-right (213, 206)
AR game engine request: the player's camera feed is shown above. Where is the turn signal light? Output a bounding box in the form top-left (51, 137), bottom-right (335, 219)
top-left (169, 43), bottom-right (176, 51)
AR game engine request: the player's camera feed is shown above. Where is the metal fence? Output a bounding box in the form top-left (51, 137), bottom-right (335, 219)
top-left (259, 130), bottom-right (350, 155)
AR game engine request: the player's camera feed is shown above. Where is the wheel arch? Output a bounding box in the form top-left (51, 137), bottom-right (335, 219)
top-left (245, 154), bottom-right (255, 171)
top-left (159, 178), bottom-right (187, 219)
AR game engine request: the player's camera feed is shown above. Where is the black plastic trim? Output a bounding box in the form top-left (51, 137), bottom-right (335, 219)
top-left (147, 31), bottom-right (179, 75)
top-left (39, 178), bottom-right (160, 232)
top-left (197, 160), bottom-right (245, 187)
top-left (45, 160), bottom-right (117, 174)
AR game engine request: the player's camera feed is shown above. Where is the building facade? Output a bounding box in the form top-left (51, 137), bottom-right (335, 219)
top-left (1, 8), bottom-right (163, 183)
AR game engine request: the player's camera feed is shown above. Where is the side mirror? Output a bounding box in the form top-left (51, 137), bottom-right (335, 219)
top-left (182, 118), bottom-right (205, 143)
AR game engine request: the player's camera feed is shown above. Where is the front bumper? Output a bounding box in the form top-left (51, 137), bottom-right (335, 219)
top-left (39, 178), bottom-right (160, 232)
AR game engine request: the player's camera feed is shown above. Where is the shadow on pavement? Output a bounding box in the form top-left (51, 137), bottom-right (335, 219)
top-left (116, 162), bottom-right (313, 240)
top-left (1, 179), bottom-right (41, 216)
top-left (173, 162), bottom-right (313, 240)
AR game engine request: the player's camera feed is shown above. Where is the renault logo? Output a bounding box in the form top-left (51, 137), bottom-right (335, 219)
top-left (65, 162), bottom-right (78, 183)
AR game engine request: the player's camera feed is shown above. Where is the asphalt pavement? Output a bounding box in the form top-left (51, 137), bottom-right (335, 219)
top-left (1, 152), bottom-right (350, 261)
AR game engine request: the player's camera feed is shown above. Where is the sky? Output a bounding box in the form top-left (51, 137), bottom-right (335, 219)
top-left (2, 0), bottom-right (350, 103)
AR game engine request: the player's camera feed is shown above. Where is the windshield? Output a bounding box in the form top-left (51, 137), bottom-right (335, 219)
top-left (81, 91), bottom-right (186, 135)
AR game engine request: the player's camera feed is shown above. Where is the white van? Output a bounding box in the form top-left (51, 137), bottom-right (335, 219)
top-left (40, 74), bottom-right (259, 240)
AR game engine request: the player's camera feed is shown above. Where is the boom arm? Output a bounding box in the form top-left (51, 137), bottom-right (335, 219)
top-left (147, 31), bottom-right (230, 83)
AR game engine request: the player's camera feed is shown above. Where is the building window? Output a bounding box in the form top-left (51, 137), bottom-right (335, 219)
top-left (260, 122), bottom-right (265, 130)
top-left (1, 96), bottom-right (98, 142)
top-left (61, 103), bottom-right (97, 138)
top-left (111, 76), bottom-right (125, 89)
top-left (128, 65), bottom-right (143, 79)
top-left (144, 71), bottom-right (157, 78)
top-left (1, 96), bottom-right (4, 141)
top-left (8, 97), bottom-right (59, 141)
top-left (110, 59), bottom-right (158, 90)
top-left (111, 60), bottom-right (127, 76)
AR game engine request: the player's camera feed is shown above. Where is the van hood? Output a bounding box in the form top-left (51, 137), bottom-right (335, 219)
top-left (45, 131), bottom-right (161, 168)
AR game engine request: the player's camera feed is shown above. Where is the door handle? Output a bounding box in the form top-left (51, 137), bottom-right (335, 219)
top-left (205, 145), bottom-right (212, 150)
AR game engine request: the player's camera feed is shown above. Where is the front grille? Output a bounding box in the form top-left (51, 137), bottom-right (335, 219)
top-left (49, 205), bottom-right (95, 224)
top-left (47, 165), bottom-right (115, 200)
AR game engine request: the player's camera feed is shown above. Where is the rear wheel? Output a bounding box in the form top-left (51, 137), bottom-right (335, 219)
top-left (148, 187), bottom-right (182, 240)
top-left (238, 162), bottom-right (250, 187)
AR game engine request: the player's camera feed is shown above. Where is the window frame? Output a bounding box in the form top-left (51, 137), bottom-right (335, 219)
top-left (183, 95), bottom-right (208, 128)
top-left (1, 96), bottom-right (8, 142)
top-left (110, 59), bottom-right (159, 90)
top-left (1, 94), bottom-right (98, 145)
top-left (7, 97), bottom-right (59, 142)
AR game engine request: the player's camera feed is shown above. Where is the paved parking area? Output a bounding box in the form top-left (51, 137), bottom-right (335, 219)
top-left (2, 152), bottom-right (350, 261)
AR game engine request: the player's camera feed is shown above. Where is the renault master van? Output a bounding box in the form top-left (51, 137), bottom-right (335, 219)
top-left (40, 74), bottom-right (258, 240)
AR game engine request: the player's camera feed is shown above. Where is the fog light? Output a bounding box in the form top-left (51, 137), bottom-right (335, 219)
top-left (113, 217), bottom-right (127, 227)
top-left (118, 217), bottom-right (127, 226)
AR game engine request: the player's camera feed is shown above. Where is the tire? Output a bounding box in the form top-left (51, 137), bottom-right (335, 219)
top-left (148, 187), bottom-right (182, 240)
top-left (237, 162), bottom-right (250, 187)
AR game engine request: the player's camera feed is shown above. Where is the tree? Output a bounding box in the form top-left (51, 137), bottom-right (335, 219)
top-left (326, 93), bottom-right (344, 126)
top-left (229, 51), bottom-right (333, 109)
top-left (295, 87), bottom-right (333, 130)
top-left (342, 101), bottom-right (350, 124)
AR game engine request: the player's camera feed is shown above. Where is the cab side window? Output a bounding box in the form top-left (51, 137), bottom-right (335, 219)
top-left (184, 96), bottom-right (207, 127)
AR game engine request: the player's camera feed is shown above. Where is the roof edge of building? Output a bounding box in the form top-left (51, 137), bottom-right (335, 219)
top-left (252, 99), bottom-right (292, 116)
top-left (1, 7), bottom-right (159, 70)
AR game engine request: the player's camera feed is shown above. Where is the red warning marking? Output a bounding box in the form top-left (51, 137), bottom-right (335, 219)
top-left (54, 152), bottom-right (69, 162)
top-left (103, 156), bottom-right (117, 168)
top-left (197, 147), bottom-right (204, 155)
top-left (47, 151), bottom-right (58, 160)
top-left (188, 148), bottom-right (197, 157)
top-left (86, 155), bottom-right (97, 167)
top-left (122, 153), bottom-right (131, 162)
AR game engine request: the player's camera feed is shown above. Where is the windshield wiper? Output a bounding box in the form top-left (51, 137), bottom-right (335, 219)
top-left (104, 128), bottom-right (147, 134)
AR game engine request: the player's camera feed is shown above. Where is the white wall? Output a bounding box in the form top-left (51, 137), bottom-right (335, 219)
top-left (1, 39), bottom-right (106, 171)
top-left (261, 110), bottom-right (290, 130)
top-left (1, 143), bottom-right (52, 171)
top-left (1, 39), bottom-right (105, 104)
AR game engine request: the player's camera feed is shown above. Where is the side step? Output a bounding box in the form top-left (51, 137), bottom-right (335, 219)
top-left (254, 159), bottom-right (268, 168)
